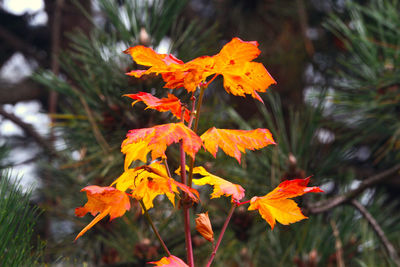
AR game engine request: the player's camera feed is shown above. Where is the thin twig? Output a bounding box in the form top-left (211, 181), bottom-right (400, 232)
top-left (330, 220), bottom-right (345, 267)
top-left (307, 163), bottom-right (400, 214)
top-left (163, 159), bottom-right (173, 178)
top-left (139, 200), bottom-right (171, 256)
top-left (203, 74), bottom-right (218, 89)
top-left (0, 106), bottom-right (58, 157)
top-left (351, 200), bottom-right (400, 266)
top-left (206, 204), bottom-right (236, 267)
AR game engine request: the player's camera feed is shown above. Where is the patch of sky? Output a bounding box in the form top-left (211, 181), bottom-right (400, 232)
top-left (320, 180), bottom-right (335, 193)
top-left (0, 100), bottom-right (51, 190)
top-left (2, 0), bottom-right (43, 15)
top-left (0, 53), bottom-right (35, 82)
top-left (155, 37), bottom-right (172, 54)
top-left (315, 128), bottom-right (335, 144)
top-left (2, 0), bottom-right (47, 26)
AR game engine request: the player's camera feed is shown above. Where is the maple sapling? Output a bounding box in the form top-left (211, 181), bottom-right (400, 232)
top-left (75, 37), bottom-right (323, 267)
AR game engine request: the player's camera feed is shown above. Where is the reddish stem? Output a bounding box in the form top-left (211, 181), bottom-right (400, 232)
top-left (204, 74), bottom-right (218, 88)
top-left (236, 199), bottom-right (251, 206)
top-left (188, 86), bottom-right (206, 187)
top-left (206, 204), bottom-right (236, 267)
top-left (188, 94), bottom-right (196, 129)
top-left (180, 140), bottom-right (194, 267)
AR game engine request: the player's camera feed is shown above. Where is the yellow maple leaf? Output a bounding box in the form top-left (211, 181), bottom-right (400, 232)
top-left (188, 166), bottom-right (245, 202)
top-left (112, 162), bottom-right (199, 211)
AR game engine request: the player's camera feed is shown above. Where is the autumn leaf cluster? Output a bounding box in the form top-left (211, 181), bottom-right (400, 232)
top-left (75, 37), bottom-right (322, 266)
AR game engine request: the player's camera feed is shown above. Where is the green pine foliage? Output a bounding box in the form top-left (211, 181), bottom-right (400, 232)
top-left (325, 0), bottom-right (400, 164)
top-left (0, 172), bottom-right (43, 266)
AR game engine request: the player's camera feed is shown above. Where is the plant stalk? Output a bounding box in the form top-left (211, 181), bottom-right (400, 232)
top-left (163, 158), bottom-right (173, 178)
top-left (188, 94), bottom-right (196, 129)
top-left (206, 204), bottom-right (236, 267)
top-left (188, 85), bottom-right (206, 187)
top-left (139, 200), bottom-right (171, 256)
top-left (180, 140), bottom-right (194, 267)
top-left (193, 85), bottom-right (206, 134)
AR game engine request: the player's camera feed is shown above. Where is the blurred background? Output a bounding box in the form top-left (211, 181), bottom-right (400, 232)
top-left (0, 0), bottom-right (399, 266)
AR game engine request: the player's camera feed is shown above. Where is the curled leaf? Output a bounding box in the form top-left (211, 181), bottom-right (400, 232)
top-left (248, 178), bottom-right (323, 230)
top-left (75, 186), bottom-right (130, 240)
top-left (195, 212), bottom-right (214, 243)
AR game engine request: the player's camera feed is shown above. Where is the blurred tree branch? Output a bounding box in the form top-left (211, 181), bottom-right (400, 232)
top-left (351, 200), bottom-right (400, 266)
top-left (0, 106), bottom-right (57, 157)
top-left (306, 163), bottom-right (400, 214)
top-left (0, 79), bottom-right (45, 105)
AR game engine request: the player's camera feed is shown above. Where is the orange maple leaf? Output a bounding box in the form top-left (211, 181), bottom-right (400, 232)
top-left (124, 45), bottom-right (184, 78)
top-left (124, 37), bottom-right (276, 101)
top-left (122, 123), bottom-right (202, 166)
top-left (212, 38), bottom-right (276, 102)
top-left (111, 162), bottom-right (199, 210)
top-left (200, 127), bottom-right (275, 163)
top-left (125, 92), bottom-right (191, 122)
top-left (149, 255), bottom-right (188, 267)
top-left (164, 55), bottom-right (216, 92)
top-left (191, 166), bottom-right (245, 202)
top-left (75, 186), bottom-right (130, 240)
top-left (248, 178), bottom-right (323, 230)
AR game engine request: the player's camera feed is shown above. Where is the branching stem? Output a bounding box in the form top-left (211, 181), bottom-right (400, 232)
top-left (351, 200), bottom-right (400, 266)
top-left (206, 204), bottom-right (236, 267)
top-left (307, 163), bottom-right (400, 214)
top-left (236, 199), bottom-right (251, 206)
